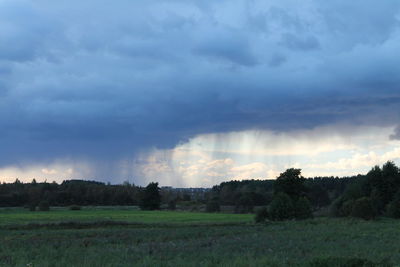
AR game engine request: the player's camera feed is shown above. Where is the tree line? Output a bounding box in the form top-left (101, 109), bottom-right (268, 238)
top-left (0, 161), bottom-right (399, 220)
top-left (0, 179), bottom-right (205, 210)
top-left (208, 161), bottom-right (400, 221)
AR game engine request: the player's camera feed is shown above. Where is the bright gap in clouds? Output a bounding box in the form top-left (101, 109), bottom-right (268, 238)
top-left (1, 125), bottom-right (400, 187)
top-left (136, 125), bottom-right (400, 187)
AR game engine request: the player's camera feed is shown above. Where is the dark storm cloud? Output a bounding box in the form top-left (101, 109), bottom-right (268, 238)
top-left (1, 0), bottom-right (400, 169)
top-left (194, 30), bottom-right (258, 66)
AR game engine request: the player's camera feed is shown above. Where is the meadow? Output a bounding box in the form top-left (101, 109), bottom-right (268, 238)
top-left (1, 207), bottom-right (399, 266)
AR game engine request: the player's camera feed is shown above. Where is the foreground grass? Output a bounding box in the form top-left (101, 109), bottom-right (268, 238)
top-left (1, 208), bottom-right (400, 266)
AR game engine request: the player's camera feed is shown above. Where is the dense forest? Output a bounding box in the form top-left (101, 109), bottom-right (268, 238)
top-left (1, 161), bottom-right (399, 219)
top-left (0, 179), bottom-right (208, 209)
top-left (0, 175), bottom-right (350, 209)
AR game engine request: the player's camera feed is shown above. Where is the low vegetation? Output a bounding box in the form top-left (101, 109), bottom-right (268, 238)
top-left (0, 208), bottom-right (399, 266)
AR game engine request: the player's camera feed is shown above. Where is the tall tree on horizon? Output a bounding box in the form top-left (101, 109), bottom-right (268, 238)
top-left (139, 182), bottom-right (161, 210)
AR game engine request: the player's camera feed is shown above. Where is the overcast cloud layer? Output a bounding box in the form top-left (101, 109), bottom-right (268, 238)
top-left (1, 0), bottom-right (400, 183)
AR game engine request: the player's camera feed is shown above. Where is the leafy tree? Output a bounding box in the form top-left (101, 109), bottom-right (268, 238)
top-left (182, 194), bottom-right (191, 201)
top-left (274, 168), bottom-right (306, 200)
top-left (370, 188), bottom-right (385, 215)
top-left (386, 199), bottom-right (400, 218)
top-left (206, 199), bottom-right (220, 212)
top-left (306, 183), bottom-right (330, 208)
top-left (139, 182), bottom-right (161, 210)
top-left (330, 197), bottom-right (355, 217)
top-left (38, 200), bottom-right (50, 211)
top-left (382, 161), bottom-right (400, 203)
top-left (351, 197), bottom-right (376, 220)
top-left (295, 197), bottom-right (313, 220)
top-left (234, 193), bottom-right (254, 213)
top-left (342, 180), bottom-right (366, 202)
top-left (386, 191), bottom-right (400, 218)
top-left (270, 169), bottom-right (314, 220)
top-left (365, 161), bottom-right (400, 211)
top-left (254, 206), bottom-right (269, 223)
top-left (340, 199), bottom-right (355, 217)
top-left (268, 193), bottom-right (294, 221)
top-left (330, 161), bottom-right (400, 218)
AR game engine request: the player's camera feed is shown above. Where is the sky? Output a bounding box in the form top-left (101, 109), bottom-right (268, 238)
top-left (1, 0), bottom-right (400, 187)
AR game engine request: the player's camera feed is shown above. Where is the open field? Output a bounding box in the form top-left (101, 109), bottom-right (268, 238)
top-left (0, 207), bottom-right (252, 228)
top-left (1, 208), bottom-right (400, 266)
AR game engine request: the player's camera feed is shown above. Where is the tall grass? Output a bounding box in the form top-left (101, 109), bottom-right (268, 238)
top-left (0, 208), bottom-right (399, 266)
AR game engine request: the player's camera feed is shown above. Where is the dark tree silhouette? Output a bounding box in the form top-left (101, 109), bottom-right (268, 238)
top-left (268, 193), bottom-right (294, 221)
top-left (274, 168), bottom-right (307, 200)
top-left (139, 182), bottom-right (161, 210)
top-left (330, 161), bottom-right (400, 218)
top-left (351, 197), bottom-right (376, 220)
top-left (294, 197), bottom-right (313, 220)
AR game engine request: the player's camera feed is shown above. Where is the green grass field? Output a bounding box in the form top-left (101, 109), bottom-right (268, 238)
top-left (1, 207), bottom-right (399, 266)
top-left (0, 207), bottom-right (252, 227)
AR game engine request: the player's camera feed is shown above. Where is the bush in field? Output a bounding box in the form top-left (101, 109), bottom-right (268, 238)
top-left (351, 197), bottom-right (376, 220)
top-left (38, 201), bottom-right (50, 211)
top-left (69, 205), bottom-right (82, 211)
top-left (294, 197), bottom-right (313, 220)
top-left (268, 193), bottom-right (294, 221)
top-left (254, 207), bottom-right (269, 223)
top-left (206, 200), bottom-right (220, 212)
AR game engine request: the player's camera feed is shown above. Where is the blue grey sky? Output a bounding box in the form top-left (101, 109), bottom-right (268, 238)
top-left (1, 0), bottom-right (400, 185)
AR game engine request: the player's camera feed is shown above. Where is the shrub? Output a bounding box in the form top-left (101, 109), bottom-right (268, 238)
top-left (206, 200), bottom-right (220, 213)
top-left (351, 197), bottom-right (376, 220)
top-left (254, 207), bottom-right (269, 223)
top-left (38, 201), bottom-right (50, 211)
top-left (294, 197), bottom-right (313, 220)
top-left (268, 193), bottom-right (294, 221)
top-left (69, 205), bottom-right (82, 211)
